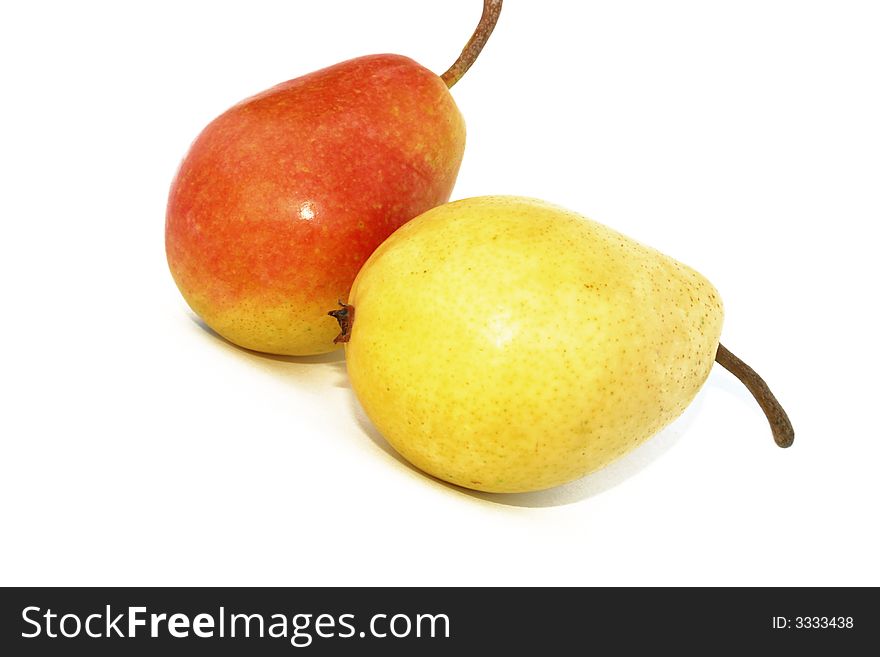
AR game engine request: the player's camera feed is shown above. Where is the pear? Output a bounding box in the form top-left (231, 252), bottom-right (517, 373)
top-left (166, 1), bottom-right (503, 356)
top-left (331, 196), bottom-right (793, 493)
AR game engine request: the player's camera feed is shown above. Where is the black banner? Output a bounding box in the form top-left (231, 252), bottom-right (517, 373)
top-left (0, 587), bottom-right (874, 654)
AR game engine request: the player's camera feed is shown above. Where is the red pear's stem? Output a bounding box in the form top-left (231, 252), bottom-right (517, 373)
top-left (715, 343), bottom-right (794, 448)
top-left (328, 301), bottom-right (355, 344)
top-left (441, 0), bottom-right (503, 88)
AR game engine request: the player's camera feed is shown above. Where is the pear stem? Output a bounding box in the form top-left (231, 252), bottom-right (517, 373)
top-left (441, 0), bottom-right (503, 88)
top-left (715, 343), bottom-right (794, 448)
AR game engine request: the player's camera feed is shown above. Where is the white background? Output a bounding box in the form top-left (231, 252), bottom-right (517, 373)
top-left (1, 1), bottom-right (878, 586)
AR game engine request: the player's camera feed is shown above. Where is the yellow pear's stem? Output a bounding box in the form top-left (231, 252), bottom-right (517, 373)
top-left (715, 343), bottom-right (794, 448)
top-left (441, 0), bottom-right (503, 88)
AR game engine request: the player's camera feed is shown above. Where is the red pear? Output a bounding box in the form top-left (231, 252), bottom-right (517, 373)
top-left (166, 1), bottom-right (502, 355)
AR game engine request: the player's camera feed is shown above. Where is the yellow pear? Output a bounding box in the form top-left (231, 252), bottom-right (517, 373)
top-left (332, 196), bottom-right (792, 493)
